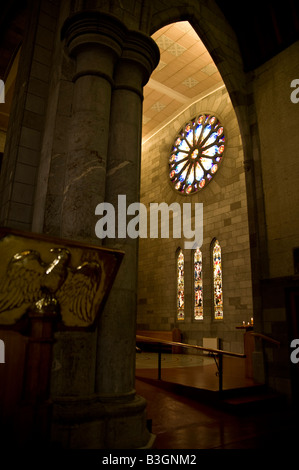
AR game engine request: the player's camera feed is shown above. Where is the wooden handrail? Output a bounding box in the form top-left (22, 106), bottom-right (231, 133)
top-left (136, 335), bottom-right (246, 393)
top-left (249, 332), bottom-right (280, 346)
top-left (136, 335), bottom-right (246, 358)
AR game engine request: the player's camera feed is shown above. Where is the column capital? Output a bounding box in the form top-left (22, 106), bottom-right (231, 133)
top-left (61, 11), bottom-right (127, 59)
top-left (121, 30), bottom-right (160, 87)
top-left (61, 12), bottom-right (160, 88)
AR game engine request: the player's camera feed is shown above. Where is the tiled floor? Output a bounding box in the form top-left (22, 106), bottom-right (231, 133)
top-left (135, 352), bottom-right (298, 450)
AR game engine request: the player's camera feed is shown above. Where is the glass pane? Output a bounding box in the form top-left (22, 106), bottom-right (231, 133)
top-left (201, 123), bottom-right (211, 142)
top-left (194, 124), bottom-right (202, 143)
top-left (213, 240), bottom-right (223, 320)
top-left (195, 163), bottom-right (204, 181)
top-left (202, 145), bottom-right (218, 157)
top-left (200, 157), bottom-right (213, 171)
top-left (187, 165), bottom-right (195, 185)
top-left (177, 250), bottom-right (184, 320)
top-left (194, 248), bottom-right (203, 320)
top-left (178, 139), bottom-right (189, 151)
top-left (205, 132), bottom-right (218, 147)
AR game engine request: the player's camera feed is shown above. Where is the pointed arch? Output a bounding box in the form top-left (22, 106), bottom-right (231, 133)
top-left (149, 2), bottom-right (247, 116)
top-left (176, 248), bottom-right (184, 320)
top-left (212, 238), bottom-right (223, 320)
top-left (193, 246), bottom-right (203, 320)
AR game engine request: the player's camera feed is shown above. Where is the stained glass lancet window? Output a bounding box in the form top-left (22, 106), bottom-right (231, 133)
top-left (169, 114), bottom-right (225, 195)
top-left (194, 248), bottom-right (203, 320)
top-left (213, 240), bottom-right (223, 320)
top-left (177, 250), bottom-right (184, 320)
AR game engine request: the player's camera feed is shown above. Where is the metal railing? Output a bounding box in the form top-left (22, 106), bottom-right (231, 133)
top-left (136, 335), bottom-right (246, 393)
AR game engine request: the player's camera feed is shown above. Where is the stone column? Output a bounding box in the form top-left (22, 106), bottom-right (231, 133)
top-left (49, 13), bottom-right (160, 449)
top-left (52, 12), bottom-right (126, 401)
top-left (60, 11), bottom-right (126, 241)
top-left (96, 32), bottom-right (159, 400)
top-left (50, 13), bottom-right (137, 449)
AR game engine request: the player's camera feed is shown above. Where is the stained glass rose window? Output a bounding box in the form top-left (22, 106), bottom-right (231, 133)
top-left (169, 114), bottom-right (225, 195)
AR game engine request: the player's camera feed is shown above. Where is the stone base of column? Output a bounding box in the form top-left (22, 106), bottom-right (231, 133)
top-left (50, 393), bottom-right (154, 449)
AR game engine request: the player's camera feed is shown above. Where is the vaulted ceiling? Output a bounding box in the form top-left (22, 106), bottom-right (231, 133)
top-left (142, 21), bottom-right (224, 142)
top-left (143, 1), bottom-right (299, 141)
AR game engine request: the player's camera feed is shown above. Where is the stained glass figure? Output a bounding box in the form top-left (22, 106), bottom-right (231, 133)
top-left (194, 247), bottom-right (203, 320)
top-left (177, 250), bottom-right (184, 320)
top-left (169, 114), bottom-right (225, 194)
top-left (213, 240), bottom-right (223, 320)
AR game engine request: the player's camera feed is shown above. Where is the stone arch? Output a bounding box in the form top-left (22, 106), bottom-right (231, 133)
top-left (149, 1), bottom-right (247, 114)
top-left (138, 3), bottom-right (265, 353)
top-left (145, 1), bottom-right (267, 323)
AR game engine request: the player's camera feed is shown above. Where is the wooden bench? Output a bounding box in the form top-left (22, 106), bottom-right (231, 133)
top-left (136, 328), bottom-right (182, 353)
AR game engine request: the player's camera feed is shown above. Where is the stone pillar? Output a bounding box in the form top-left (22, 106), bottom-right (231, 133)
top-left (60, 11), bottom-right (126, 241)
top-left (96, 32), bottom-right (159, 399)
top-left (49, 12), bottom-right (127, 448)
top-left (49, 13), bottom-right (159, 449)
top-left (51, 13), bottom-right (126, 401)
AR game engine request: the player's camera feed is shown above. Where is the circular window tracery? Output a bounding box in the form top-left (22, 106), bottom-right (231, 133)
top-left (169, 113), bottom-right (225, 195)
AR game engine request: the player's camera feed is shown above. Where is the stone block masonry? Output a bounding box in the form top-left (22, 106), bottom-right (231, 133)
top-left (138, 86), bottom-right (253, 354)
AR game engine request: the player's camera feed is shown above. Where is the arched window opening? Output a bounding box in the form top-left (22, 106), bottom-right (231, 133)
top-left (213, 240), bottom-right (223, 320)
top-left (194, 247), bottom-right (203, 320)
top-left (177, 249), bottom-right (184, 320)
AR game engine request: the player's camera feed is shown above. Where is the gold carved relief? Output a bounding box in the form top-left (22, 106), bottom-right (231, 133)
top-left (0, 229), bottom-right (123, 329)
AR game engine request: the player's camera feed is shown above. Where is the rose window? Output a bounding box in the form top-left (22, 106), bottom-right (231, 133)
top-left (169, 114), bottom-right (225, 195)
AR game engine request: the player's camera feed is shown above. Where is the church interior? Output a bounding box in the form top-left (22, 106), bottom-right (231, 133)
top-left (0, 0), bottom-right (299, 450)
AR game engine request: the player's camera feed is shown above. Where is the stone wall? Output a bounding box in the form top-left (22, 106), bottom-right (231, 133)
top-left (252, 40), bottom-right (299, 280)
top-left (0, 0), bottom-right (60, 232)
top-left (250, 40), bottom-right (299, 397)
top-left (137, 86), bottom-right (253, 354)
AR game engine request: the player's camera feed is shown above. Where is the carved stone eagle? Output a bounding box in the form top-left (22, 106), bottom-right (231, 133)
top-left (0, 248), bottom-right (102, 323)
